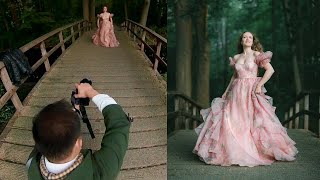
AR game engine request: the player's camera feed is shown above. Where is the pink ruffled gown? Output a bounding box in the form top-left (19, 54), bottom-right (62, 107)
top-left (193, 51), bottom-right (298, 167)
top-left (92, 13), bottom-right (119, 47)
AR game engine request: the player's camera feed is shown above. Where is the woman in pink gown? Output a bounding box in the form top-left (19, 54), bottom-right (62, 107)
top-left (193, 32), bottom-right (298, 167)
top-left (92, 6), bottom-right (119, 47)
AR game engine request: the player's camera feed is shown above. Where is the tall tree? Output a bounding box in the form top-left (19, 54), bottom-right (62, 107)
top-left (124, 0), bottom-right (128, 20)
top-left (83, 0), bottom-right (89, 21)
top-left (175, 0), bottom-right (192, 97)
top-left (193, 0), bottom-right (210, 107)
top-left (90, 0), bottom-right (95, 24)
top-left (282, 0), bottom-right (302, 94)
top-left (140, 0), bottom-right (150, 26)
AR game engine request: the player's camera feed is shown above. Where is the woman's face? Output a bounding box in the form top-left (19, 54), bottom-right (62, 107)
top-left (241, 32), bottom-right (253, 47)
top-left (103, 6), bottom-right (107, 12)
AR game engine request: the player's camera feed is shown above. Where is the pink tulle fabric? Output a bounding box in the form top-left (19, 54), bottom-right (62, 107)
top-left (92, 13), bottom-right (119, 47)
top-left (193, 51), bottom-right (298, 167)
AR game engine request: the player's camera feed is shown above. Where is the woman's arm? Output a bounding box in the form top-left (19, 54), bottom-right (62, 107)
top-left (255, 63), bottom-right (275, 93)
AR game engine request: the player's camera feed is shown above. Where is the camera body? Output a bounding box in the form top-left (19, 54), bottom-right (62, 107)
top-left (71, 78), bottom-right (92, 106)
top-left (71, 78), bottom-right (95, 138)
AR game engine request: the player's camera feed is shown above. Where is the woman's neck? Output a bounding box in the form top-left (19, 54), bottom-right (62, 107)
top-left (243, 47), bottom-right (253, 55)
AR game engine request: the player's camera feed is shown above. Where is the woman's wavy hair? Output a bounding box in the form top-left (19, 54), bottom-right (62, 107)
top-left (237, 31), bottom-right (263, 53)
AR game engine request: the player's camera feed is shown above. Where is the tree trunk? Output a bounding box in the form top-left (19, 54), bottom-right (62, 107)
top-left (140, 0), bottom-right (150, 26)
top-left (124, 0), bottom-right (128, 20)
top-left (89, 0), bottom-right (95, 24)
top-left (83, 0), bottom-right (89, 21)
top-left (193, 0), bottom-right (210, 107)
top-left (175, 0), bottom-right (192, 97)
top-left (282, 0), bottom-right (302, 94)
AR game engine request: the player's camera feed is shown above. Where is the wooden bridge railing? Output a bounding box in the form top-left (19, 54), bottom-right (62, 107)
top-left (0, 20), bottom-right (91, 111)
top-left (167, 91), bottom-right (204, 136)
top-left (282, 90), bottom-right (320, 137)
top-left (124, 19), bottom-right (167, 76)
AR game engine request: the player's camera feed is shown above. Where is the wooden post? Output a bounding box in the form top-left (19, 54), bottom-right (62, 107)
top-left (133, 24), bottom-right (137, 41)
top-left (193, 106), bottom-right (197, 128)
top-left (126, 20), bottom-right (128, 33)
top-left (40, 41), bottom-right (50, 71)
top-left (295, 101), bottom-right (299, 128)
top-left (289, 107), bottom-right (293, 128)
top-left (141, 30), bottom-right (146, 51)
top-left (78, 23), bottom-right (82, 36)
top-left (185, 101), bottom-right (190, 130)
top-left (0, 68), bottom-right (23, 111)
top-left (185, 117), bottom-right (189, 130)
top-left (174, 97), bottom-right (180, 130)
top-left (128, 22), bottom-right (131, 37)
top-left (83, 21), bottom-right (87, 32)
top-left (58, 31), bottom-right (65, 52)
top-left (304, 94), bottom-right (309, 130)
top-left (154, 41), bottom-right (162, 71)
top-left (71, 26), bottom-right (75, 43)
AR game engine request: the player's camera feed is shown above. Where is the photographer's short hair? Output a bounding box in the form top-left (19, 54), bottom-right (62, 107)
top-left (32, 100), bottom-right (81, 161)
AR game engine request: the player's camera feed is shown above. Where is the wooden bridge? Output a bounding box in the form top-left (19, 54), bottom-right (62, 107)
top-left (0, 20), bottom-right (167, 179)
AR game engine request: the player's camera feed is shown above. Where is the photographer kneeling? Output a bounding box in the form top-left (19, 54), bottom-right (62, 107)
top-left (26, 83), bottom-right (130, 180)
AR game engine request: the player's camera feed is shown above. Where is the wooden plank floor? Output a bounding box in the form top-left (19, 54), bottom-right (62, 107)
top-left (0, 28), bottom-right (167, 179)
top-left (168, 129), bottom-right (320, 180)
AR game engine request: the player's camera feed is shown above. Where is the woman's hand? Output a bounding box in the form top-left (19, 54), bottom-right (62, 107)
top-left (255, 85), bottom-right (262, 94)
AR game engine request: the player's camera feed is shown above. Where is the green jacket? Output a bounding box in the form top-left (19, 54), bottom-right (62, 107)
top-left (28, 104), bottom-right (130, 180)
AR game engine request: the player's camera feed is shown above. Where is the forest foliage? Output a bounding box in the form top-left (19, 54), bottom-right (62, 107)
top-left (0, 0), bottom-right (167, 50)
top-left (168, 0), bottom-right (320, 117)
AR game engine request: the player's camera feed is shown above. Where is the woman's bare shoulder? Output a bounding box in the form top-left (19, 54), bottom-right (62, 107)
top-left (233, 54), bottom-right (241, 60)
top-left (254, 51), bottom-right (261, 56)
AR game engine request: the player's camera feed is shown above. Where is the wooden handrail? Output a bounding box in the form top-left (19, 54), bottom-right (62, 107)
top-left (282, 91), bottom-right (320, 137)
top-left (282, 110), bottom-right (320, 125)
top-left (283, 90), bottom-right (320, 113)
top-left (168, 91), bottom-right (204, 110)
top-left (0, 20), bottom-right (91, 110)
top-left (168, 91), bottom-right (204, 133)
top-left (20, 20), bottom-right (86, 53)
top-left (168, 111), bottom-right (203, 123)
top-left (126, 19), bottom-right (167, 44)
top-left (124, 19), bottom-right (167, 74)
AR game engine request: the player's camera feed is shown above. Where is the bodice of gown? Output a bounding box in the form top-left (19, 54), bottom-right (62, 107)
top-left (234, 62), bottom-right (258, 78)
top-left (100, 13), bottom-right (110, 22)
top-left (229, 51), bottom-right (273, 79)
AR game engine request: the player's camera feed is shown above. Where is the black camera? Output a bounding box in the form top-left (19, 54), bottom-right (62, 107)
top-left (71, 78), bottom-right (95, 139)
top-left (71, 78), bottom-right (92, 107)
